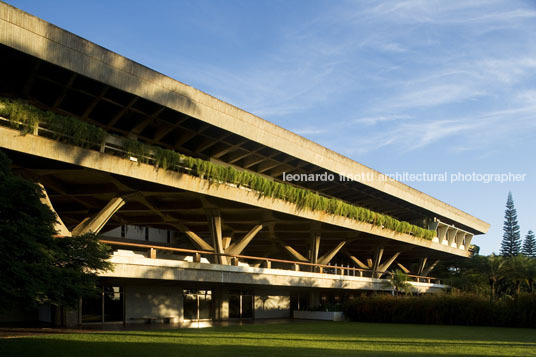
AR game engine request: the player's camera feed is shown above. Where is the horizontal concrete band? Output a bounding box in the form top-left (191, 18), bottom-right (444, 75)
top-left (0, 2), bottom-right (489, 234)
top-left (102, 255), bottom-right (445, 293)
top-left (0, 126), bottom-right (469, 257)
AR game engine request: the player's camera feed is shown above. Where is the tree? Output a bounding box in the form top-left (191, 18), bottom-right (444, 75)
top-left (387, 270), bottom-right (412, 297)
top-left (506, 255), bottom-right (532, 295)
top-left (0, 150), bottom-right (112, 311)
top-left (522, 230), bottom-right (536, 257)
top-left (471, 254), bottom-right (507, 302)
top-left (500, 192), bottom-right (521, 257)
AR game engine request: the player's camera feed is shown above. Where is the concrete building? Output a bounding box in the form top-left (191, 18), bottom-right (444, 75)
top-left (0, 3), bottom-right (489, 327)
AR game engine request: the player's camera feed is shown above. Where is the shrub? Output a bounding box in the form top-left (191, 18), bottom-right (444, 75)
top-left (343, 293), bottom-right (536, 328)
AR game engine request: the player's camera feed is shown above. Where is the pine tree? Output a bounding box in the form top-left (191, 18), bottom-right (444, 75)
top-left (522, 230), bottom-right (536, 257)
top-left (500, 192), bottom-right (522, 257)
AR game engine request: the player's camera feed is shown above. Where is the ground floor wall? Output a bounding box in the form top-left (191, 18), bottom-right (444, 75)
top-left (77, 278), bottom-right (367, 326)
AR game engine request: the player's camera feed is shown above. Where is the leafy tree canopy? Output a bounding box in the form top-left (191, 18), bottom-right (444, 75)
top-left (0, 150), bottom-right (111, 311)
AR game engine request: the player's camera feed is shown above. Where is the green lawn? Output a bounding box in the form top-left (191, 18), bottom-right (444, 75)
top-left (1, 322), bottom-right (535, 357)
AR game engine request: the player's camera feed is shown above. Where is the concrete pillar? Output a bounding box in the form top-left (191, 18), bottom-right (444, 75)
top-left (62, 306), bottom-right (79, 328)
top-left (308, 291), bottom-right (321, 309)
top-left (213, 288), bottom-right (229, 321)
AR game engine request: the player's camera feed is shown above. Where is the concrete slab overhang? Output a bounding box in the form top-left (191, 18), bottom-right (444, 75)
top-left (0, 125), bottom-right (470, 258)
top-left (0, 3), bottom-right (489, 235)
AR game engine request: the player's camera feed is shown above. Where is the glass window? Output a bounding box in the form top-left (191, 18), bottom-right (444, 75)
top-left (103, 286), bottom-right (123, 322)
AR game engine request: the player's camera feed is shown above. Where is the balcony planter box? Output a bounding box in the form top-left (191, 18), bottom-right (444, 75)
top-left (293, 310), bottom-right (344, 321)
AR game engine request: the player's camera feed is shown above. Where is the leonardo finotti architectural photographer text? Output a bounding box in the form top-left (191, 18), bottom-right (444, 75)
top-left (282, 171), bottom-right (526, 184)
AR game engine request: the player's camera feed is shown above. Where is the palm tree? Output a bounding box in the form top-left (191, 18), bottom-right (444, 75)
top-left (506, 255), bottom-right (532, 295)
top-left (471, 254), bottom-right (507, 302)
top-left (387, 270), bottom-right (412, 297)
top-left (527, 258), bottom-right (536, 293)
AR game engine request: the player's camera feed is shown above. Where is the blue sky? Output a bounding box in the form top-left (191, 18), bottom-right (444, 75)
top-left (9, 0), bottom-right (536, 254)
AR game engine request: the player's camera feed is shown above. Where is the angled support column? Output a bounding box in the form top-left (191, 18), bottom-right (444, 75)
top-left (376, 252), bottom-right (401, 278)
top-left (310, 232), bottom-right (321, 264)
top-left (343, 250), bottom-right (368, 269)
top-left (72, 196), bottom-right (125, 236)
top-left (208, 211), bottom-right (226, 265)
top-left (37, 183), bottom-right (71, 237)
top-left (225, 224), bottom-right (263, 256)
top-left (317, 241), bottom-right (347, 265)
top-left (371, 248), bottom-right (384, 277)
top-left (172, 223), bottom-right (214, 251)
top-left (222, 236), bottom-right (232, 250)
top-left (277, 239), bottom-right (308, 262)
top-left (396, 262), bottom-right (410, 274)
top-left (417, 257), bottom-right (428, 276)
top-left (422, 260), bottom-right (439, 276)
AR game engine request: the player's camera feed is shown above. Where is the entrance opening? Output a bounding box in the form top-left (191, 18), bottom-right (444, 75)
top-left (229, 290), bottom-right (254, 319)
top-left (81, 286), bottom-right (124, 324)
top-left (183, 289), bottom-right (213, 321)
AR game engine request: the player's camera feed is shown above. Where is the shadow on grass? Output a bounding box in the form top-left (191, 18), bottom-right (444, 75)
top-left (0, 338), bottom-right (523, 357)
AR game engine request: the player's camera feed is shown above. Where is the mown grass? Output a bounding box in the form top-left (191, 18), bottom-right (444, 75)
top-left (1, 322), bottom-right (535, 357)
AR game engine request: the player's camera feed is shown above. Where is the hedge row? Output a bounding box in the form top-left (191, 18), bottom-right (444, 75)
top-left (344, 294), bottom-right (536, 328)
top-left (0, 97), bottom-right (436, 240)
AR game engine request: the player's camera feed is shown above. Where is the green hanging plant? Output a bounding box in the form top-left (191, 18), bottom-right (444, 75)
top-left (0, 96), bottom-right (437, 241)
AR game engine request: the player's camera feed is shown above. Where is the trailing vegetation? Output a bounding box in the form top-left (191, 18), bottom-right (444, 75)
top-left (0, 97), bottom-right (436, 240)
top-left (343, 293), bottom-right (536, 328)
top-left (0, 97), bottom-right (106, 148)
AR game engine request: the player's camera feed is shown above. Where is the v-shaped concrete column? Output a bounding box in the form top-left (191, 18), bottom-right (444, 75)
top-left (376, 252), bottom-right (401, 278)
top-left (317, 241), bottom-right (347, 265)
top-left (208, 211), bottom-right (226, 265)
top-left (225, 224), bottom-right (263, 256)
top-left (422, 260), bottom-right (440, 276)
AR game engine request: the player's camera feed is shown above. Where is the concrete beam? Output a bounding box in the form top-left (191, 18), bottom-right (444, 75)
top-left (317, 241), bottom-right (347, 265)
top-left (225, 224), bottom-right (263, 256)
top-left (37, 183), bottom-right (71, 237)
top-left (72, 196), bottom-right (125, 235)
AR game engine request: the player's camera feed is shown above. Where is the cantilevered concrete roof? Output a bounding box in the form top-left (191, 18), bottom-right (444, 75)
top-left (0, 2), bottom-right (489, 235)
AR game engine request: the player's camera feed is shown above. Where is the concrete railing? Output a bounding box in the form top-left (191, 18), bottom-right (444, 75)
top-left (99, 238), bottom-right (441, 284)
